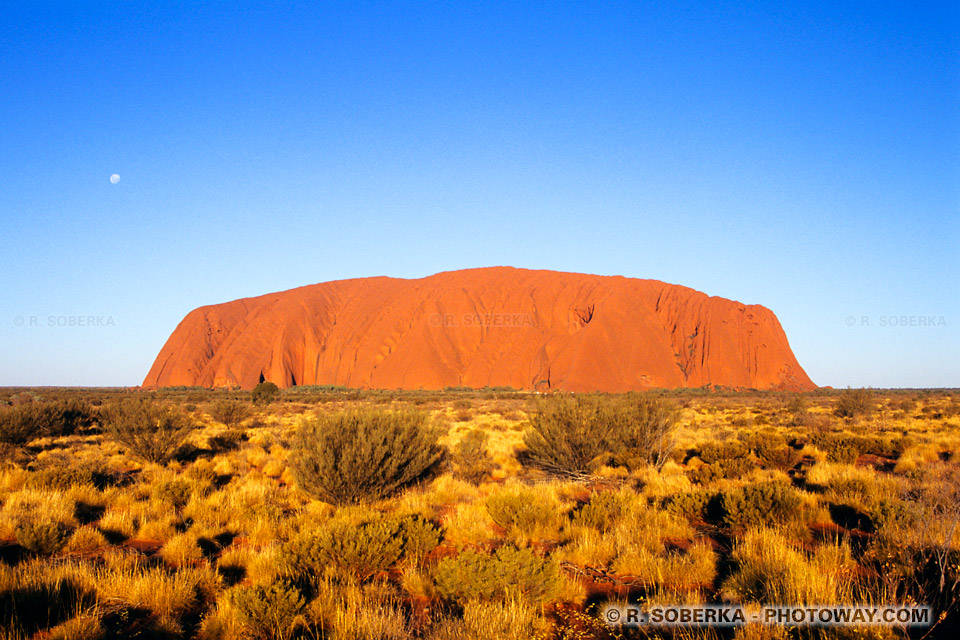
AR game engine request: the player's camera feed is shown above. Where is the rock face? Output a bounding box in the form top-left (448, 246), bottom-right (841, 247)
top-left (143, 267), bottom-right (815, 391)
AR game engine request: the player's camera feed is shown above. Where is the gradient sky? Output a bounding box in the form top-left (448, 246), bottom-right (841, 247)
top-left (1, 1), bottom-right (957, 388)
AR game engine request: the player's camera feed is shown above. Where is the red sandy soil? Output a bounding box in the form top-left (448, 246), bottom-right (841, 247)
top-left (143, 267), bottom-right (815, 392)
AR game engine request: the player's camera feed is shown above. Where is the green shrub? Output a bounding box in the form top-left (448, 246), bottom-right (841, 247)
top-left (720, 483), bottom-right (804, 530)
top-left (607, 393), bottom-right (680, 470)
top-left (281, 513), bottom-right (440, 583)
top-left (252, 381), bottom-right (280, 405)
top-left (522, 394), bottom-right (614, 477)
top-left (0, 405), bottom-right (35, 445)
top-left (451, 428), bottom-right (493, 483)
top-left (868, 498), bottom-right (914, 536)
top-left (754, 441), bottom-right (801, 470)
top-left (784, 394), bottom-right (811, 426)
top-left (697, 440), bottom-right (749, 465)
top-left (432, 546), bottom-right (561, 604)
top-left (689, 440), bottom-right (754, 482)
top-left (207, 399), bottom-right (249, 426)
top-left (0, 400), bottom-right (96, 445)
top-left (664, 490), bottom-right (717, 522)
top-left (835, 388), bottom-right (875, 419)
top-left (153, 478), bottom-right (193, 509)
top-left (572, 491), bottom-right (628, 532)
top-left (27, 465), bottom-right (97, 491)
top-left (48, 399), bottom-right (97, 436)
top-left (15, 520), bottom-right (71, 555)
top-left (291, 409), bottom-right (443, 505)
top-left (101, 396), bottom-right (194, 464)
top-left (486, 485), bottom-right (556, 533)
top-left (231, 581), bottom-right (304, 640)
top-left (687, 464), bottom-right (726, 485)
top-left (397, 514), bottom-right (444, 563)
top-left (811, 433), bottom-right (863, 464)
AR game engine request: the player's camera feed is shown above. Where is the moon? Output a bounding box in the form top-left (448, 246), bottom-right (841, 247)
top-left (110, 174), bottom-right (120, 184)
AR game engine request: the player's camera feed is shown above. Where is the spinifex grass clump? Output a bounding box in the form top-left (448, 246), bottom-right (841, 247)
top-left (292, 408), bottom-right (443, 504)
top-left (101, 396), bottom-right (194, 464)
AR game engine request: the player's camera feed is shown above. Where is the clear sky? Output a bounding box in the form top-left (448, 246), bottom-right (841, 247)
top-left (1, 1), bottom-right (957, 388)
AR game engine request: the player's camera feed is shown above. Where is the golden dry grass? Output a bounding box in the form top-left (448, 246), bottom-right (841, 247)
top-left (0, 387), bottom-right (956, 639)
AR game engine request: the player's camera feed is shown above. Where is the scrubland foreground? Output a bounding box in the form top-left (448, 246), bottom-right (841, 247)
top-left (0, 386), bottom-right (957, 640)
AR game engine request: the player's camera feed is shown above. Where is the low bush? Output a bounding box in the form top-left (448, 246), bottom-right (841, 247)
top-left (15, 520), bottom-right (72, 555)
top-left (0, 405), bottom-right (35, 445)
top-left (754, 440), bottom-right (801, 470)
top-left (572, 490), bottom-right (628, 533)
top-left (688, 441), bottom-right (754, 483)
top-left (784, 394), bottom-right (811, 426)
top-left (252, 381), bottom-right (280, 405)
top-left (0, 400), bottom-right (96, 445)
top-left (451, 428), bottom-right (494, 483)
top-left (231, 581), bottom-right (304, 640)
top-left (432, 545), bottom-right (561, 604)
top-left (207, 399), bottom-right (250, 427)
top-left (522, 394), bottom-right (615, 477)
top-left (486, 485), bottom-right (557, 534)
top-left (664, 490), bottom-right (717, 522)
top-left (281, 513), bottom-right (441, 583)
top-left (101, 396), bottom-right (194, 464)
top-left (27, 465), bottom-right (98, 491)
top-left (810, 433), bottom-right (863, 464)
top-left (153, 478), bottom-right (193, 509)
top-left (868, 497), bottom-right (914, 536)
top-left (607, 393), bottom-right (680, 470)
top-left (291, 409), bottom-right (443, 505)
top-left (697, 440), bottom-right (749, 465)
top-left (834, 388), bottom-right (875, 419)
top-left (720, 483), bottom-right (804, 530)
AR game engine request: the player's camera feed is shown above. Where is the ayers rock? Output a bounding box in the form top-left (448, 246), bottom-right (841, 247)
top-left (143, 267), bottom-right (815, 392)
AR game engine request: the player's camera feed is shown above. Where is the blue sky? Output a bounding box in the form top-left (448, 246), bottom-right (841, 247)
top-left (1, 1), bottom-right (957, 388)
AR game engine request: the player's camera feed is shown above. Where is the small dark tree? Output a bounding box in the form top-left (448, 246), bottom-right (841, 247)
top-left (101, 396), bottom-right (194, 464)
top-left (291, 409), bottom-right (443, 504)
top-left (252, 381), bottom-right (280, 405)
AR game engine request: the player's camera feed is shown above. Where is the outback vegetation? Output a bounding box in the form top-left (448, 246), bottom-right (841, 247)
top-left (0, 385), bottom-right (957, 639)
